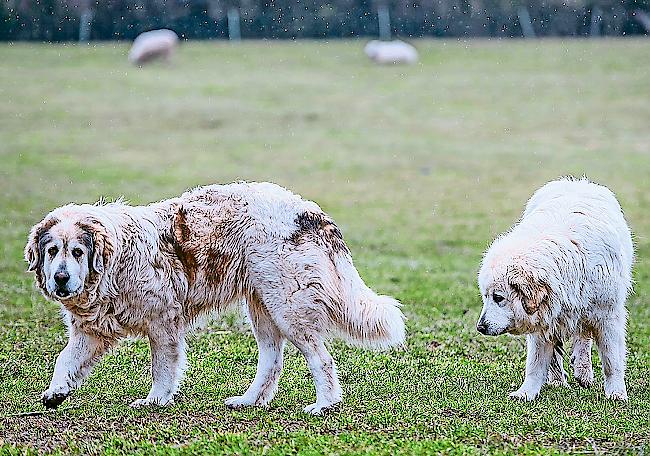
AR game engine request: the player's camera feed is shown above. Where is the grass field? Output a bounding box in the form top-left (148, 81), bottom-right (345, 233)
top-left (1, 39), bottom-right (649, 455)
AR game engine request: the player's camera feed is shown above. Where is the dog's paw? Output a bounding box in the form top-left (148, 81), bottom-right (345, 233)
top-left (605, 386), bottom-right (628, 402)
top-left (303, 401), bottom-right (340, 415)
top-left (508, 388), bottom-right (539, 401)
top-left (547, 373), bottom-right (569, 388)
top-left (225, 394), bottom-right (271, 409)
top-left (129, 397), bottom-right (174, 408)
top-left (606, 390), bottom-right (628, 401)
top-left (573, 365), bottom-right (594, 388)
top-left (41, 387), bottom-right (70, 409)
top-left (575, 370), bottom-right (594, 388)
top-left (225, 395), bottom-right (257, 409)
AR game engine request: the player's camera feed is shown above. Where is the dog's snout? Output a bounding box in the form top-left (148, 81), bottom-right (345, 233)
top-left (476, 320), bottom-right (488, 335)
top-left (54, 271), bottom-right (70, 286)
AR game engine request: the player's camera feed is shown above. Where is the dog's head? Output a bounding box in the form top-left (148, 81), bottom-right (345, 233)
top-left (476, 258), bottom-right (551, 336)
top-left (25, 206), bottom-right (113, 302)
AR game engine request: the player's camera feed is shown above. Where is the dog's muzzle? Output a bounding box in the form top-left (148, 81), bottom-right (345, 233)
top-left (54, 271), bottom-right (70, 297)
top-left (53, 270), bottom-right (80, 299)
top-left (476, 319), bottom-right (506, 336)
top-left (476, 320), bottom-right (489, 335)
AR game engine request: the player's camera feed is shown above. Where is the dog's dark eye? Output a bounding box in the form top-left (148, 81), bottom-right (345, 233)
top-left (492, 292), bottom-right (505, 304)
top-left (48, 246), bottom-right (58, 256)
top-left (72, 248), bottom-right (84, 259)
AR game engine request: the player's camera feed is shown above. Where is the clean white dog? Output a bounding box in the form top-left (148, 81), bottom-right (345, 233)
top-left (25, 182), bottom-right (405, 414)
top-left (477, 177), bottom-right (633, 401)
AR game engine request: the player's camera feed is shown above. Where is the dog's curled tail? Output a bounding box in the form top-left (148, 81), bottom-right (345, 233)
top-left (335, 262), bottom-right (406, 350)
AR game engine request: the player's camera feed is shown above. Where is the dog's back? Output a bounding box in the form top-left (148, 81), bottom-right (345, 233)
top-left (171, 182), bottom-right (405, 348)
top-left (521, 178), bottom-right (633, 293)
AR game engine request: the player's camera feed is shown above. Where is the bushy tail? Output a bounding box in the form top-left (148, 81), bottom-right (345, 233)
top-left (334, 258), bottom-right (406, 350)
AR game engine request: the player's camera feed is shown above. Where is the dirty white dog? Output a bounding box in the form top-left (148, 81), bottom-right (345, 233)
top-left (477, 178), bottom-right (633, 401)
top-left (128, 29), bottom-right (179, 66)
top-left (364, 40), bottom-right (418, 64)
top-left (25, 182), bottom-right (405, 414)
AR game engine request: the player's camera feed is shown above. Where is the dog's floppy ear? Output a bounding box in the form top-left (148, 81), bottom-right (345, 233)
top-left (78, 219), bottom-right (114, 274)
top-left (508, 266), bottom-right (550, 315)
top-left (24, 217), bottom-right (58, 272)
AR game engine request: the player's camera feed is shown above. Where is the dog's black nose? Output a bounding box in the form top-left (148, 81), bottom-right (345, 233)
top-left (476, 321), bottom-right (488, 334)
top-left (54, 271), bottom-right (70, 286)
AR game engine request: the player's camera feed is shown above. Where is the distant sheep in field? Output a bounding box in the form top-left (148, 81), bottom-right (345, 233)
top-left (128, 29), bottom-right (179, 66)
top-left (364, 40), bottom-right (418, 65)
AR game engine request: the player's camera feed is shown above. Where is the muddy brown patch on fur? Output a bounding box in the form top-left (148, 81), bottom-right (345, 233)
top-left (203, 248), bottom-right (233, 288)
top-left (174, 206), bottom-right (192, 243)
top-left (172, 206), bottom-right (198, 284)
top-left (289, 212), bottom-right (349, 260)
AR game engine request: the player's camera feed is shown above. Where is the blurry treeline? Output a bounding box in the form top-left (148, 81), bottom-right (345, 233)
top-left (1, 0), bottom-right (648, 41)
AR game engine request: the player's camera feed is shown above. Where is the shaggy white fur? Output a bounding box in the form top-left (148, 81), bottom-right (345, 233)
top-left (477, 177), bottom-right (633, 401)
top-left (26, 182), bottom-right (405, 414)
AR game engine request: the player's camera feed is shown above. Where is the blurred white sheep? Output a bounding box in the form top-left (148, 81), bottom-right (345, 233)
top-left (364, 40), bottom-right (418, 65)
top-left (128, 29), bottom-right (179, 66)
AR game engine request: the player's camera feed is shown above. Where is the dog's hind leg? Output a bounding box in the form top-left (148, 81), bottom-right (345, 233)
top-left (225, 299), bottom-right (286, 408)
top-left (246, 248), bottom-right (342, 414)
top-left (42, 324), bottom-right (111, 409)
top-left (594, 312), bottom-right (628, 401)
top-left (510, 334), bottom-right (554, 401)
top-left (547, 339), bottom-right (568, 387)
top-left (131, 322), bottom-right (187, 408)
top-left (571, 334), bottom-right (594, 388)
top-left (288, 333), bottom-right (342, 415)
top-left (269, 291), bottom-right (342, 414)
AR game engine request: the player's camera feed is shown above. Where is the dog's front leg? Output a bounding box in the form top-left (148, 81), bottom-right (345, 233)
top-left (130, 327), bottom-right (187, 408)
top-left (510, 334), bottom-right (553, 401)
top-left (42, 327), bottom-right (109, 409)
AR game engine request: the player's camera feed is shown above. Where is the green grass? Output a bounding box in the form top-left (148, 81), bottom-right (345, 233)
top-left (1, 39), bottom-right (649, 455)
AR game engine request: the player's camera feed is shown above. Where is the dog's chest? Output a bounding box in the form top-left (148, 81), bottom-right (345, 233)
top-left (67, 299), bottom-right (127, 341)
top-left (546, 307), bottom-right (583, 340)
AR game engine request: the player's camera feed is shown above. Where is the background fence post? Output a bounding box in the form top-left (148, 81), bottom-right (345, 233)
top-left (378, 5), bottom-right (391, 40)
top-left (517, 6), bottom-right (536, 38)
top-left (79, 8), bottom-right (93, 42)
top-left (228, 8), bottom-right (241, 41)
top-left (590, 6), bottom-right (602, 37)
